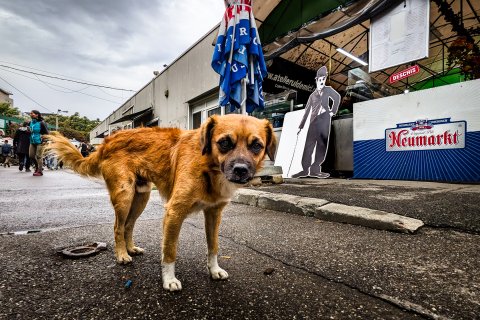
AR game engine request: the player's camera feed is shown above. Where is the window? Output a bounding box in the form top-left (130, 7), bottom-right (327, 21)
top-left (190, 96), bottom-right (222, 129)
top-left (208, 107), bottom-right (221, 117)
top-left (192, 112), bottom-right (202, 129)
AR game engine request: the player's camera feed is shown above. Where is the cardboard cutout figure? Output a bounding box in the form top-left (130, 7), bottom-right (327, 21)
top-left (291, 66), bottom-right (341, 178)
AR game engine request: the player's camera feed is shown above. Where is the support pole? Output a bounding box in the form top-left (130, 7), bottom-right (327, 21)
top-left (241, 78), bottom-right (247, 115)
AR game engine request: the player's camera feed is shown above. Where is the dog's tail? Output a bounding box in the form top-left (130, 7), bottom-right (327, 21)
top-left (44, 132), bottom-right (102, 177)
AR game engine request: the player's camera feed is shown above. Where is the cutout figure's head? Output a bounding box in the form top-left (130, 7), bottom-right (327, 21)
top-left (315, 66), bottom-right (328, 91)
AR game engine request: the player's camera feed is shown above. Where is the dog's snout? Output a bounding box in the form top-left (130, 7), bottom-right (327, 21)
top-left (233, 164), bottom-right (249, 178)
top-left (223, 158), bottom-right (255, 184)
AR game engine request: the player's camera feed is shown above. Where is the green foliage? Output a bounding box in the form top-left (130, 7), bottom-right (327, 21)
top-left (0, 102), bottom-right (22, 117)
top-left (0, 103), bottom-right (99, 141)
top-left (44, 112), bottom-right (100, 142)
top-left (58, 127), bottom-right (88, 141)
top-left (447, 37), bottom-right (480, 81)
top-left (433, 0), bottom-right (480, 80)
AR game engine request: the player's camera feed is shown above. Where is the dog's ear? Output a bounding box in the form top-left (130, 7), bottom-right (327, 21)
top-left (200, 115), bottom-right (217, 155)
top-left (264, 119), bottom-right (277, 161)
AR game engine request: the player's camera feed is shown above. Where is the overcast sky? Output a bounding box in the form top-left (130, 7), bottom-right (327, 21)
top-left (0, 0), bottom-right (225, 120)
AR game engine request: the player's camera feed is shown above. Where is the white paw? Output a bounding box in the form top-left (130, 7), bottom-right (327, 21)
top-left (207, 253), bottom-right (229, 280)
top-left (210, 267), bottom-right (229, 280)
top-left (162, 262), bottom-right (182, 291)
top-left (163, 277), bottom-right (182, 291)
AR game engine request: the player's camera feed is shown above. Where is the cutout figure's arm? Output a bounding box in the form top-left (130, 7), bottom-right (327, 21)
top-left (329, 89), bottom-right (342, 116)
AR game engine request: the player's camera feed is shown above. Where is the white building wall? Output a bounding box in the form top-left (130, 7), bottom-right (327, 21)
top-left (90, 27), bottom-right (220, 142)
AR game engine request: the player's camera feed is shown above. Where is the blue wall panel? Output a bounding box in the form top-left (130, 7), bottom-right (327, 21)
top-left (353, 131), bottom-right (480, 182)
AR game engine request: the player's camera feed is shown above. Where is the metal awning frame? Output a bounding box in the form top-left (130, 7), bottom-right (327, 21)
top-left (258, 0), bottom-right (480, 95)
top-left (109, 107), bottom-right (153, 125)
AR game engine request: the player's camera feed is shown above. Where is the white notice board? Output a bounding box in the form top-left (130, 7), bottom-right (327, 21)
top-left (369, 0), bottom-right (430, 72)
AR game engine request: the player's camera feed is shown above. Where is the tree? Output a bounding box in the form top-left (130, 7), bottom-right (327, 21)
top-left (0, 102), bottom-right (22, 117)
top-left (44, 112), bottom-right (100, 142)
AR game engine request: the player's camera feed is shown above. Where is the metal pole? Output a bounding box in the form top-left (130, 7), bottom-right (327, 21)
top-left (241, 78), bottom-right (247, 115)
top-left (56, 109), bottom-right (68, 130)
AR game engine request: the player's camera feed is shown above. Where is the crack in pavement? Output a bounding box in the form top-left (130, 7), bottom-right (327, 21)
top-left (184, 220), bottom-right (449, 320)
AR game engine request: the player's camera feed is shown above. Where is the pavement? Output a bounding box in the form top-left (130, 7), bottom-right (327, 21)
top-left (1, 166), bottom-right (479, 319)
top-left (238, 177), bottom-right (480, 234)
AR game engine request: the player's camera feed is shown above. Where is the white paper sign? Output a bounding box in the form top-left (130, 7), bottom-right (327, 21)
top-left (369, 0), bottom-right (430, 72)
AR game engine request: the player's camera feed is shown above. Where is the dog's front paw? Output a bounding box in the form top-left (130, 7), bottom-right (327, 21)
top-left (127, 246), bottom-right (145, 255)
top-left (209, 267), bottom-right (229, 280)
top-left (163, 277), bottom-right (182, 291)
top-left (115, 251), bottom-right (133, 264)
top-left (207, 254), bottom-right (229, 280)
top-left (162, 262), bottom-right (182, 291)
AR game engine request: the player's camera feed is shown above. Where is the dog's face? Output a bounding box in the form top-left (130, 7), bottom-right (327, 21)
top-left (201, 114), bottom-right (277, 184)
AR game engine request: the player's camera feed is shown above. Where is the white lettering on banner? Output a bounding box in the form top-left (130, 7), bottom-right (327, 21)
top-left (239, 27), bottom-right (247, 36)
top-left (216, 44), bottom-right (222, 52)
top-left (267, 73), bottom-right (315, 92)
top-left (253, 37), bottom-right (258, 45)
top-left (238, 46), bottom-right (246, 55)
top-left (231, 64), bottom-right (246, 73)
top-left (386, 119), bottom-right (466, 151)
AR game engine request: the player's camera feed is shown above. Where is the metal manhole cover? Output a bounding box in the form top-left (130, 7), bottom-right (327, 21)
top-left (59, 242), bottom-right (107, 259)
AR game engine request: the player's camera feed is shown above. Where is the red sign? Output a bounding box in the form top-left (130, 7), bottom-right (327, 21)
top-left (389, 65), bottom-right (420, 84)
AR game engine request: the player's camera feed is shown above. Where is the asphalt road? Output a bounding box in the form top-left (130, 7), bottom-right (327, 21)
top-left (0, 168), bottom-right (479, 319)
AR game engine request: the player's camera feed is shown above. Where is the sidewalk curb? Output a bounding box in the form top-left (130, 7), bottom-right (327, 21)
top-left (233, 189), bottom-right (424, 234)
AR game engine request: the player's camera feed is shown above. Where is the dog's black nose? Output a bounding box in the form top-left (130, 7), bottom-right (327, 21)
top-left (233, 164), bottom-right (249, 178)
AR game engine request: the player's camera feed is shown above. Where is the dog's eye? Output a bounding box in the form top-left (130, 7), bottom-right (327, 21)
top-left (250, 142), bottom-right (263, 154)
top-left (217, 138), bottom-right (233, 152)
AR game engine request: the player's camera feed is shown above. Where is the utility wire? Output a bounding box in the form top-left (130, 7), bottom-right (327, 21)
top-left (0, 74), bottom-right (53, 113)
top-left (0, 64), bottom-right (136, 92)
top-left (30, 74), bottom-right (122, 104)
top-left (0, 66), bottom-right (124, 104)
top-left (0, 60), bottom-right (110, 85)
top-left (33, 74), bottom-right (91, 94)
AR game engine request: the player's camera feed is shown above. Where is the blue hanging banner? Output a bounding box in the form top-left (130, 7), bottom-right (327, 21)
top-left (211, 0), bottom-right (267, 113)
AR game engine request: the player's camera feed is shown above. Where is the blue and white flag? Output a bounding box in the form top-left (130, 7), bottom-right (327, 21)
top-left (211, 0), bottom-right (267, 113)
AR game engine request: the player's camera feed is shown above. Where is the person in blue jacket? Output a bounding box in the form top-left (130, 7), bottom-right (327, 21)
top-left (29, 110), bottom-right (49, 176)
top-left (2, 139), bottom-right (13, 167)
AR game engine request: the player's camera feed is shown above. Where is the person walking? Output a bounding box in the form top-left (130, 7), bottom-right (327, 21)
top-left (13, 121), bottom-right (32, 172)
top-left (29, 110), bottom-right (49, 176)
top-left (80, 141), bottom-right (90, 158)
top-left (292, 66), bottom-right (341, 178)
top-left (2, 139), bottom-right (13, 167)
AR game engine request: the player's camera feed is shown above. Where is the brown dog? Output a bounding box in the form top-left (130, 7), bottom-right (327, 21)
top-left (45, 114), bottom-right (276, 291)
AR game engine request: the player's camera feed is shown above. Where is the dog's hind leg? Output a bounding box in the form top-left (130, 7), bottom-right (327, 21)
top-left (125, 188), bottom-right (151, 255)
top-left (105, 175), bottom-right (136, 264)
top-left (204, 203), bottom-right (229, 280)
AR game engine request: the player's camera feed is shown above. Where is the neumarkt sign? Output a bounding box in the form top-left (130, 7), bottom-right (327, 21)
top-left (263, 57), bottom-right (315, 104)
